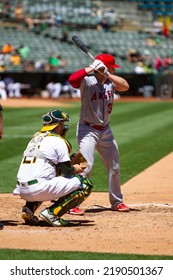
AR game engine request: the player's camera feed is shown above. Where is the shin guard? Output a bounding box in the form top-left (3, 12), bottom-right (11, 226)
top-left (48, 178), bottom-right (94, 217)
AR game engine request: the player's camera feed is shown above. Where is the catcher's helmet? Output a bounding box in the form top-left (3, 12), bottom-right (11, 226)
top-left (41, 109), bottom-right (70, 135)
top-left (95, 54), bottom-right (120, 68)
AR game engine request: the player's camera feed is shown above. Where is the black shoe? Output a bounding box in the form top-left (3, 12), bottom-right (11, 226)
top-left (22, 207), bottom-right (39, 225)
top-left (0, 222), bottom-right (4, 230)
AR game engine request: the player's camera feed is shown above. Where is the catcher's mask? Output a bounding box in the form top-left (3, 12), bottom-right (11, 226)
top-left (95, 54), bottom-right (120, 69)
top-left (41, 109), bottom-right (70, 136)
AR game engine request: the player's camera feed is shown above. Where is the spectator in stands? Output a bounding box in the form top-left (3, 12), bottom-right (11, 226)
top-left (0, 76), bottom-right (7, 100)
top-left (153, 18), bottom-right (163, 35)
top-left (22, 60), bottom-right (35, 72)
top-left (55, 14), bottom-right (63, 27)
top-left (60, 23), bottom-right (69, 42)
top-left (17, 45), bottom-right (30, 59)
top-left (10, 51), bottom-right (21, 66)
top-left (0, 51), bottom-right (11, 68)
top-left (126, 49), bottom-right (142, 63)
top-left (142, 50), bottom-right (153, 72)
top-left (34, 59), bottom-right (46, 70)
top-left (24, 14), bottom-right (35, 31)
top-left (1, 1), bottom-right (11, 20)
top-left (98, 17), bottom-right (110, 32)
top-left (48, 54), bottom-right (68, 72)
top-left (1, 43), bottom-right (14, 54)
top-left (162, 22), bottom-right (170, 38)
top-left (146, 36), bottom-right (160, 47)
top-left (153, 56), bottom-right (163, 72)
top-left (49, 54), bottom-right (60, 70)
top-left (134, 62), bottom-right (147, 74)
top-left (163, 53), bottom-right (173, 71)
top-left (14, 3), bottom-right (24, 22)
top-left (3, 76), bottom-right (22, 98)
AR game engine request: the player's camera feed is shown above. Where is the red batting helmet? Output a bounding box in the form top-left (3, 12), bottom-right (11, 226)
top-left (95, 54), bottom-right (120, 68)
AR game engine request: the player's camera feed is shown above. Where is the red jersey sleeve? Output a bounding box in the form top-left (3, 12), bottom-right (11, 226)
top-left (68, 68), bottom-right (87, 88)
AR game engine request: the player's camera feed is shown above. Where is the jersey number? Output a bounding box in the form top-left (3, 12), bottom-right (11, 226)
top-left (22, 156), bottom-right (37, 164)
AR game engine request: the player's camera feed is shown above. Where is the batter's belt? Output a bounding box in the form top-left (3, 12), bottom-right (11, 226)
top-left (84, 121), bottom-right (108, 131)
top-left (17, 179), bottom-right (38, 187)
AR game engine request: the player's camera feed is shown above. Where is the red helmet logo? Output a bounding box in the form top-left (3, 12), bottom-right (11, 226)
top-left (95, 54), bottom-right (120, 68)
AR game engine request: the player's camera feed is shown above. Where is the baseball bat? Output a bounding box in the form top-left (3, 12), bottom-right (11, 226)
top-left (72, 35), bottom-right (106, 76)
top-left (72, 35), bottom-right (95, 61)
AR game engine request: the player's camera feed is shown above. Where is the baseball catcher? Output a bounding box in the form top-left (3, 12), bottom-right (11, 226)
top-left (13, 109), bottom-right (94, 227)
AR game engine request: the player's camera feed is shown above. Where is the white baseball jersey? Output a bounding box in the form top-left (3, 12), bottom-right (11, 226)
top-left (79, 75), bottom-right (116, 126)
top-left (14, 132), bottom-right (81, 202)
top-left (17, 132), bottom-right (70, 182)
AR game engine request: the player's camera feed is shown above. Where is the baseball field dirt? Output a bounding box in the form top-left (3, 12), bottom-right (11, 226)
top-left (0, 97), bottom-right (172, 256)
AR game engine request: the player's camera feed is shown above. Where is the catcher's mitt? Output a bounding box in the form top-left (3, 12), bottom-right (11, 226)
top-left (70, 151), bottom-right (87, 165)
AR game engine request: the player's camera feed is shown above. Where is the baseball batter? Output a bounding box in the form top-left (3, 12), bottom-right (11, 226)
top-left (13, 109), bottom-right (94, 226)
top-left (68, 54), bottom-right (130, 212)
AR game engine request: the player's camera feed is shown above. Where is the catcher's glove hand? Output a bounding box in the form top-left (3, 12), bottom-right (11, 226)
top-left (70, 151), bottom-right (87, 165)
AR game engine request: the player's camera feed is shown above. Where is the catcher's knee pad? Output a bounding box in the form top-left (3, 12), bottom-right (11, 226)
top-left (75, 175), bottom-right (94, 189)
top-left (49, 180), bottom-right (94, 217)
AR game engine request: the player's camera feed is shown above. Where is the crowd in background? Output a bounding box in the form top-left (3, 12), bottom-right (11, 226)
top-left (1, 0), bottom-right (173, 100)
top-left (0, 41), bottom-right (69, 73)
top-left (127, 47), bottom-right (173, 74)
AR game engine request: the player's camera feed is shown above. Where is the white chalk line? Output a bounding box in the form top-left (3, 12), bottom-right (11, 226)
top-left (92, 203), bottom-right (173, 209)
top-left (129, 203), bottom-right (173, 208)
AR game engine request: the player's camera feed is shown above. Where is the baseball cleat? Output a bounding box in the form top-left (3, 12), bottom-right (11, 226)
top-left (22, 206), bottom-right (39, 225)
top-left (39, 208), bottom-right (69, 227)
top-left (67, 206), bottom-right (85, 216)
top-left (112, 203), bottom-right (130, 212)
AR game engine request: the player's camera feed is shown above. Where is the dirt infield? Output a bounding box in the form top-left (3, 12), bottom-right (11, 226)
top-left (0, 97), bottom-right (173, 256)
top-left (1, 96), bottom-right (173, 108)
top-left (0, 151), bottom-right (172, 256)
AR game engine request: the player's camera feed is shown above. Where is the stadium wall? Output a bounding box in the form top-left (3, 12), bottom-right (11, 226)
top-left (0, 72), bottom-right (172, 98)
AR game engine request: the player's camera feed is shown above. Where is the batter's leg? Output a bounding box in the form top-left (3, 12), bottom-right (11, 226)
top-left (96, 128), bottom-right (123, 207)
top-left (77, 123), bottom-right (98, 177)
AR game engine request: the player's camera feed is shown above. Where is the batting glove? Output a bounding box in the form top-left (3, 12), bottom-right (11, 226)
top-left (89, 59), bottom-right (104, 70)
top-left (96, 64), bottom-right (110, 77)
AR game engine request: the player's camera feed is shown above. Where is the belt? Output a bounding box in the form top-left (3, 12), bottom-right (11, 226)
top-left (84, 122), bottom-right (107, 131)
top-left (17, 179), bottom-right (38, 186)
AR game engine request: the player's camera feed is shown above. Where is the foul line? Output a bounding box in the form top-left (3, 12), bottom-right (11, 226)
top-left (93, 203), bottom-right (173, 209)
top-left (128, 203), bottom-right (173, 208)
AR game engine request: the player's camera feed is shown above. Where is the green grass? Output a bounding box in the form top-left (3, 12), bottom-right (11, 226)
top-left (0, 100), bottom-right (173, 259)
top-left (0, 249), bottom-right (172, 260)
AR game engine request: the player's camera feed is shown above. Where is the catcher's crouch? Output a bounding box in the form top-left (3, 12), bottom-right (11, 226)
top-left (13, 109), bottom-right (94, 227)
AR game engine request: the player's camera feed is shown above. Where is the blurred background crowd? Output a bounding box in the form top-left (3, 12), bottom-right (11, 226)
top-left (0, 0), bottom-right (173, 99)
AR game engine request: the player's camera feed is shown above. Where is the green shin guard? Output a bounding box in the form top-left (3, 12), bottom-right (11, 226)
top-left (75, 175), bottom-right (94, 190)
top-left (49, 177), bottom-right (94, 217)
